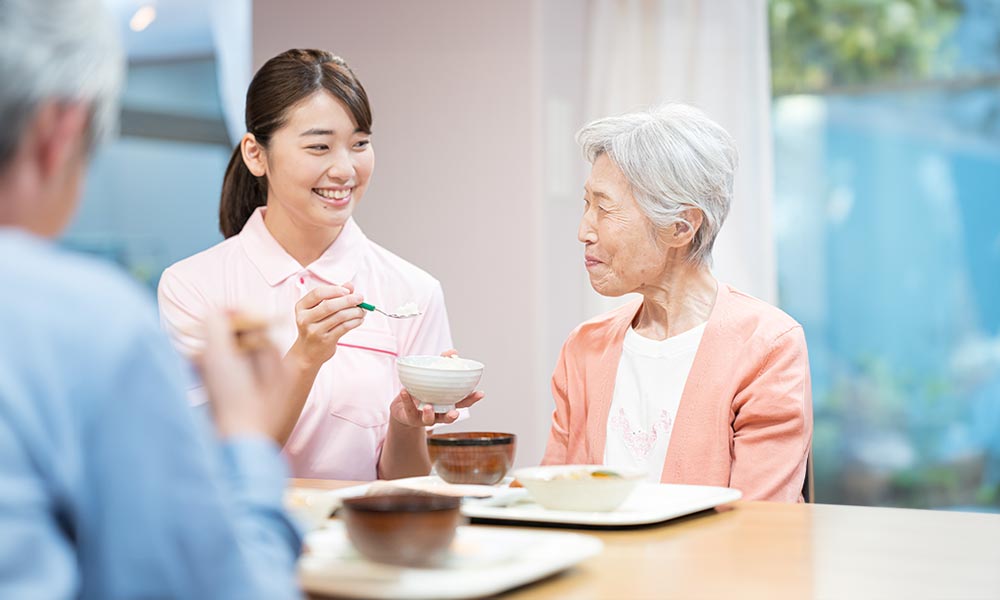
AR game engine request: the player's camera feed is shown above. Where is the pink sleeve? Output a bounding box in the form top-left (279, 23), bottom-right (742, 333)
top-left (541, 340), bottom-right (572, 465)
top-left (157, 267), bottom-right (214, 406)
top-left (157, 267), bottom-right (210, 359)
top-left (729, 326), bottom-right (813, 502)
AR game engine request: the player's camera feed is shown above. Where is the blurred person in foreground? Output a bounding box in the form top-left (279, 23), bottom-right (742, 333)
top-left (0, 0), bottom-right (303, 597)
top-left (542, 104), bottom-right (813, 502)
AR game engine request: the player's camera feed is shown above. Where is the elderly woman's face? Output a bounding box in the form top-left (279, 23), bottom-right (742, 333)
top-left (579, 154), bottom-right (669, 297)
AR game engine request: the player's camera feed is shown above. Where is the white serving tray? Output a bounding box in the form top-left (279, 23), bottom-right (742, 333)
top-left (298, 522), bottom-right (602, 599)
top-left (310, 477), bottom-right (741, 528)
top-left (462, 482), bottom-right (742, 526)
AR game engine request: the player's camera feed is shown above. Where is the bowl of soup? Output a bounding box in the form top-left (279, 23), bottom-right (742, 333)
top-left (512, 465), bottom-right (644, 512)
top-left (427, 432), bottom-right (516, 485)
top-left (340, 493), bottom-right (462, 568)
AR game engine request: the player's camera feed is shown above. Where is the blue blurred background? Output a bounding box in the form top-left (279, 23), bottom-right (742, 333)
top-left (772, 0), bottom-right (1000, 510)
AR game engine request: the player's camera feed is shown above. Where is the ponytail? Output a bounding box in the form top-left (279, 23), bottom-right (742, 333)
top-left (219, 143), bottom-right (266, 238)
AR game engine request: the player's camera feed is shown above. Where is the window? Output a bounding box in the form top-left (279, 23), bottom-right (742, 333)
top-left (771, 0), bottom-right (1000, 510)
top-left (65, 57), bottom-right (229, 289)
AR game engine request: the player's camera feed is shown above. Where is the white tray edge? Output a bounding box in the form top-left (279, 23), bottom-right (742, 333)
top-left (461, 484), bottom-right (742, 526)
top-left (299, 528), bottom-right (603, 599)
top-left (298, 481), bottom-right (742, 528)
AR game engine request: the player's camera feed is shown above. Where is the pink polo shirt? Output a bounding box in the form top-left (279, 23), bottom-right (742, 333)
top-left (157, 207), bottom-right (453, 480)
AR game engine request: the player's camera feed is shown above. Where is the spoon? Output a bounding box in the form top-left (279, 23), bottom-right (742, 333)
top-left (358, 302), bottom-right (421, 319)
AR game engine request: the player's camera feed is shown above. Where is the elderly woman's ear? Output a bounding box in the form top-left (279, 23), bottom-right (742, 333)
top-left (664, 207), bottom-right (704, 250)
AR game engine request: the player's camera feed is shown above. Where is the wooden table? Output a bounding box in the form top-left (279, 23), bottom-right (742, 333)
top-left (292, 479), bottom-right (1000, 600)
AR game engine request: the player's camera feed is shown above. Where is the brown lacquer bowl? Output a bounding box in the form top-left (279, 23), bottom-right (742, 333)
top-left (427, 432), bottom-right (517, 485)
top-left (340, 493), bottom-right (462, 568)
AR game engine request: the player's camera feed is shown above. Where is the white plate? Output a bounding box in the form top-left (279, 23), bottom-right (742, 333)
top-left (313, 476), bottom-right (525, 506)
top-left (299, 522), bottom-right (602, 599)
top-left (286, 477), bottom-right (522, 532)
top-left (372, 475), bottom-right (519, 500)
top-left (462, 482), bottom-right (742, 526)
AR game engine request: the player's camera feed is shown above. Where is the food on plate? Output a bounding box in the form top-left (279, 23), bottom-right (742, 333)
top-left (543, 468), bottom-right (623, 481)
top-left (430, 355), bottom-right (470, 370)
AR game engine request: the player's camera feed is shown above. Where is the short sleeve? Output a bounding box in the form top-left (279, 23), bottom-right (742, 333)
top-left (157, 266), bottom-right (212, 359)
top-left (157, 266), bottom-right (212, 405)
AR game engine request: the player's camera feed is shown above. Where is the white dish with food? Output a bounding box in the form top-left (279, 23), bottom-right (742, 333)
top-left (463, 480), bottom-right (743, 527)
top-left (511, 465), bottom-right (645, 512)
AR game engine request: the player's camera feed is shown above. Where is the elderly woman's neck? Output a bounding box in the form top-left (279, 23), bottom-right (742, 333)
top-left (633, 265), bottom-right (717, 340)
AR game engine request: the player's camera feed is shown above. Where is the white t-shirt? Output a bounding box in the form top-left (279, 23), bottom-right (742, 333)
top-left (603, 322), bottom-right (706, 483)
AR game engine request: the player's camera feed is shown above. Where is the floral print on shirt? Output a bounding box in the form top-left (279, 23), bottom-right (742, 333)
top-left (609, 407), bottom-right (674, 461)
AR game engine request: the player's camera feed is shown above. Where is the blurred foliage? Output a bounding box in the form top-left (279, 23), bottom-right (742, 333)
top-left (769, 0), bottom-right (965, 95)
top-left (810, 356), bottom-right (997, 508)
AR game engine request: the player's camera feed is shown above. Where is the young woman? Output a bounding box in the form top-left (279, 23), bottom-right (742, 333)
top-left (158, 49), bottom-right (482, 480)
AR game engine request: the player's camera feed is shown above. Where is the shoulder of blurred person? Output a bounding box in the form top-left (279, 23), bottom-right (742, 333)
top-left (0, 227), bottom-right (187, 466)
top-left (0, 229), bottom-right (192, 598)
top-left (0, 226), bottom-right (305, 598)
top-left (0, 0), bottom-right (304, 597)
top-left (0, 229), bottom-right (176, 381)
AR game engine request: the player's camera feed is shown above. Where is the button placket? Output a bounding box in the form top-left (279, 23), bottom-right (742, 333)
top-left (295, 272), bottom-right (310, 298)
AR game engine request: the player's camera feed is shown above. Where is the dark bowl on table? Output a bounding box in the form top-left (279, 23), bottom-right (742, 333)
top-left (427, 432), bottom-right (517, 485)
top-left (340, 493), bottom-right (462, 568)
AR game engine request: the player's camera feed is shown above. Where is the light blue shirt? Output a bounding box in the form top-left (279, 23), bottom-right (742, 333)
top-left (0, 230), bottom-right (302, 599)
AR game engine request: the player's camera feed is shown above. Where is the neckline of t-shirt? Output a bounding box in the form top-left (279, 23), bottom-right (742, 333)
top-left (624, 322), bottom-right (707, 358)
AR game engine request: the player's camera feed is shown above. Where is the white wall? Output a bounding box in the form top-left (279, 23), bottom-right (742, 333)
top-left (253, 0), bottom-right (556, 466)
top-left (539, 0), bottom-right (593, 365)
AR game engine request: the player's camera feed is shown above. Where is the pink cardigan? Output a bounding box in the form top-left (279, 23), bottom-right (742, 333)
top-left (541, 283), bottom-right (813, 502)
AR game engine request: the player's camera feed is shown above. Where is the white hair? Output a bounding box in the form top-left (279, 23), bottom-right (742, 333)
top-left (0, 0), bottom-right (124, 168)
top-left (576, 103), bottom-right (739, 266)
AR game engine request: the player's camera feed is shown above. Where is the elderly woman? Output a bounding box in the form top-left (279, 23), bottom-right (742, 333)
top-left (542, 104), bottom-right (812, 502)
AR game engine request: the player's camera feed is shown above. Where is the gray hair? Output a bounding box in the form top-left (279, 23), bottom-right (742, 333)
top-left (0, 0), bottom-right (124, 168)
top-left (576, 104), bottom-right (739, 266)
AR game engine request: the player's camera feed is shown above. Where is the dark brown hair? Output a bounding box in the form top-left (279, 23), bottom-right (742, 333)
top-left (219, 49), bottom-right (372, 238)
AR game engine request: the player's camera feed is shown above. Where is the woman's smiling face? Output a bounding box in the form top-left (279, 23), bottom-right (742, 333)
top-left (259, 90), bottom-right (374, 232)
top-left (579, 153), bottom-right (671, 297)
